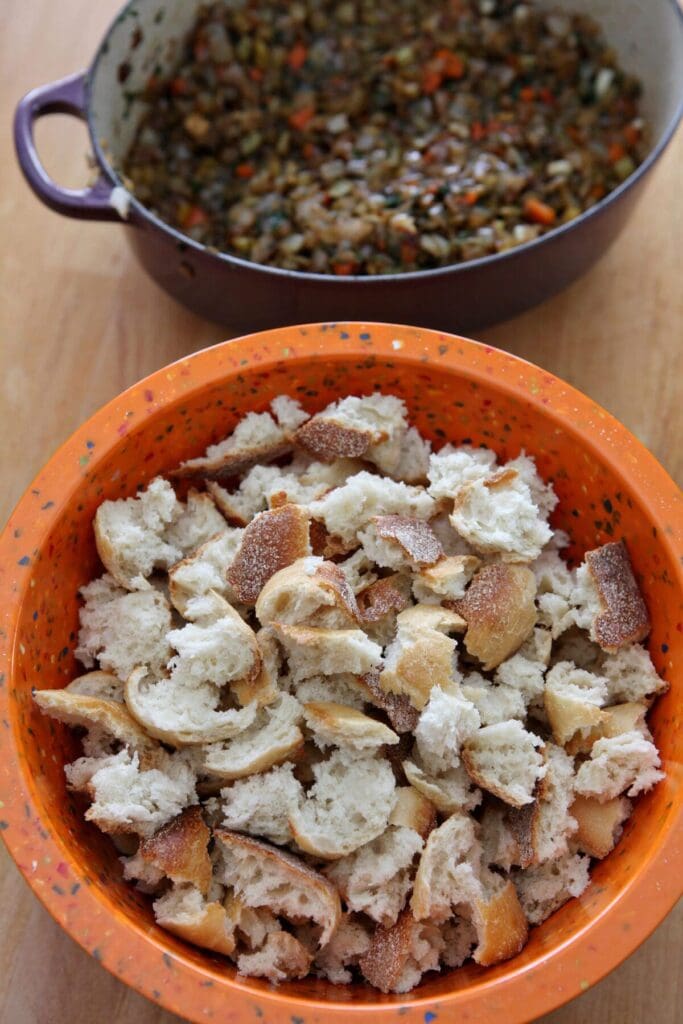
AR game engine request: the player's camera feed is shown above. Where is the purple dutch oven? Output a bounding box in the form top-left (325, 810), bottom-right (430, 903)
top-left (14, 0), bottom-right (683, 333)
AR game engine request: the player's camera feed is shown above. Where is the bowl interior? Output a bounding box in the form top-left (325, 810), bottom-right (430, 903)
top-left (10, 336), bottom-right (683, 1010)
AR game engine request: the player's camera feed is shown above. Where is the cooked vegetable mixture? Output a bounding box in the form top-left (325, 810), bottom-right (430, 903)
top-left (122, 0), bottom-right (648, 274)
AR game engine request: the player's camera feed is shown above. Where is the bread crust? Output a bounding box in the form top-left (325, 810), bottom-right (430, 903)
top-left (571, 794), bottom-right (631, 859)
top-left (372, 515), bottom-right (444, 566)
top-left (156, 893), bottom-right (237, 955)
top-left (255, 558), bottom-right (359, 628)
top-left (304, 701), bottom-right (399, 749)
top-left (389, 786), bottom-right (437, 839)
top-left (296, 417), bottom-right (378, 461)
top-left (545, 689), bottom-right (608, 748)
top-left (356, 669), bottom-right (419, 734)
top-left (33, 689), bottom-right (160, 765)
top-left (584, 540), bottom-right (650, 651)
top-left (356, 575), bottom-right (411, 625)
top-left (473, 880), bottom-right (528, 966)
top-left (228, 505), bottom-right (310, 605)
top-left (456, 563), bottom-right (537, 670)
top-left (140, 806), bottom-right (212, 894)
top-left (358, 908), bottom-right (415, 993)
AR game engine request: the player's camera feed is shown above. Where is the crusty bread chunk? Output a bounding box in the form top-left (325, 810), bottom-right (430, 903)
top-left (599, 644), bottom-right (668, 704)
top-left (462, 721), bottom-right (546, 807)
top-left (255, 557), bottom-right (359, 629)
top-left (207, 465), bottom-right (289, 525)
top-left (221, 763), bottom-right (303, 846)
top-left (356, 574), bottom-right (412, 646)
top-left (571, 795), bottom-right (632, 859)
top-left (314, 913), bottom-right (372, 984)
top-left (164, 489), bottom-right (228, 555)
top-left (76, 575), bottom-right (173, 682)
top-left (506, 453), bottom-right (559, 519)
top-left (532, 547), bottom-right (576, 638)
top-left (359, 515), bottom-right (443, 571)
top-left (380, 605), bottom-right (466, 710)
top-left (403, 757), bottom-right (482, 814)
top-left (309, 471), bottom-right (436, 544)
top-left (174, 398), bottom-right (307, 480)
top-left (167, 598), bottom-right (260, 688)
top-left (359, 909), bottom-right (443, 994)
top-left (34, 689), bottom-right (159, 765)
top-left (214, 829), bottom-right (341, 945)
top-left (427, 445), bottom-right (497, 501)
top-left (572, 541), bottom-right (650, 652)
top-left (457, 563), bottom-right (537, 671)
top-left (325, 825), bottom-right (424, 927)
top-left (289, 749), bottom-right (396, 859)
top-left (354, 668), bottom-right (419, 734)
top-left (415, 686), bottom-right (481, 775)
top-left (168, 528), bottom-right (244, 618)
top-left (66, 670), bottom-right (124, 702)
top-left (530, 744), bottom-right (577, 863)
top-left (202, 694), bottom-right (304, 780)
top-left (67, 749), bottom-right (197, 838)
top-left (153, 883), bottom-right (237, 955)
top-left (271, 623), bottom-right (382, 681)
top-left (138, 805), bottom-right (212, 894)
top-left (513, 852), bottom-right (590, 926)
top-left (338, 548), bottom-right (379, 593)
top-left (295, 393), bottom-right (408, 472)
top-left (574, 731), bottom-right (664, 800)
top-left (237, 930), bottom-right (313, 983)
top-left (293, 673), bottom-right (366, 710)
top-left (228, 504), bottom-right (311, 605)
top-left (461, 673), bottom-right (526, 727)
top-left (413, 554), bottom-right (481, 604)
top-left (304, 701), bottom-right (399, 751)
top-left (125, 666), bottom-right (258, 746)
top-left (231, 627), bottom-right (280, 709)
top-left (94, 477), bottom-right (182, 590)
top-left (389, 787), bottom-right (437, 839)
top-left (450, 468), bottom-right (552, 562)
top-left (544, 661), bottom-right (609, 747)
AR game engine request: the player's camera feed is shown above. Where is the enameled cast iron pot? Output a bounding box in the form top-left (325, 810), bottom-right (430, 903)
top-left (13, 0), bottom-right (683, 333)
top-left (0, 324), bottom-right (682, 1024)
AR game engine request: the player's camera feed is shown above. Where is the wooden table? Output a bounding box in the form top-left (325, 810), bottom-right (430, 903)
top-left (0, 2), bottom-right (681, 1021)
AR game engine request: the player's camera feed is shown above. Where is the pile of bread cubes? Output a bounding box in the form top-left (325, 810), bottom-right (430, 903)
top-left (34, 393), bottom-right (667, 994)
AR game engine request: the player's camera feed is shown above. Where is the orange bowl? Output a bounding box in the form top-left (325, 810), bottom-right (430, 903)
top-left (0, 323), bottom-right (681, 1023)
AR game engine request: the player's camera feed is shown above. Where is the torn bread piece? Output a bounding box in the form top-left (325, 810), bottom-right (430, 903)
top-left (356, 574), bottom-right (412, 646)
top-left (214, 829), bottom-right (341, 945)
top-left (414, 686), bottom-right (481, 776)
top-left (207, 465), bottom-right (289, 525)
top-left (237, 930), bottom-right (313, 983)
top-left (163, 489), bottom-right (228, 556)
top-left (288, 749), bottom-right (396, 859)
top-left (202, 694), bottom-right (304, 780)
top-left (167, 597), bottom-right (261, 688)
top-left (153, 883), bottom-right (237, 955)
top-left (66, 670), bottom-right (124, 702)
top-left (461, 673), bottom-right (526, 726)
top-left (571, 795), bottom-right (632, 859)
top-left (271, 623), bottom-right (382, 681)
top-left (355, 668), bottom-right (419, 734)
top-left (529, 744), bottom-right (577, 864)
top-left (231, 628), bottom-right (280, 709)
top-left (413, 554), bottom-right (481, 604)
top-left (403, 758), bottom-right (482, 814)
top-left (94, 477), bottom-right (182, 590)
top-left (513, 851), bottom-right (590, 926)
top-left (293, 673), bottom-right (366, 710)
top-left (310, 471), bottom-right (436, 545)
top-left (314, 913), bottom-right (372, 984)
top-left (572, 540), bottom-right (650, 652)
top-left (168, 528), bottom-right (244, 618)
top-left (34, 689), bottom-right (160, 765)
top-left (295, 393), bottom-right (408, 472)
top-left (599, 644), bottom-right (668, 704)
top-left (255, 557), bottom-right (359, 629)
top-left (379, 605), bottom-right (466, 710)
top-left (173, 399), bottom-right (307, 480)
top-left (125, 666), bottom-right (258, 746)
top-left (574, 731), bottom-right (664, 801)
top-left (359, 909), bottom-right (443, 994)
top-left (221, 763), bottom-right (304, 846)
top-left (544, 661), bottom-right (609, 747)
top-left (359, 515), bottom-right (444, 571)
top-left (228, 504), bottom-right (311, 605)
top-left (75, 576), bottom-right (173, 682)
top-left (462, 721), bottom-right (546, 807)
top-left (456, 563), bottom-right (537, 671)
top-left (325, 826), bottom-right (424, 927)
top-left (427, 445), bottom-right (497, 501)
top-left (389, 786), bottom-right (437, 839)
top-left (138, 805), bottom-right (212, 895)
top-left (450, 468), bottom-right (552, 562)
top-left (532, 547), bottom-right (576, 638)
top-left (304, 701), bottom-right (399, 751)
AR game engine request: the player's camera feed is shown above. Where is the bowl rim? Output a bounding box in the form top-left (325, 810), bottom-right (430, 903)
top-left (0, 323), bottom-right (682, 1023)
top-left (85, 0), bottom-right (683, 283)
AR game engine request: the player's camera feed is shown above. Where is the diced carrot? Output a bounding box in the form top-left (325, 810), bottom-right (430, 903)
top-left (248, 67), bottom-right (264, 82)
top-left (288, 105), bottom-right (316, 130)
top-left (287, 42), bottom-right (308, 71)
top-left (435, 48), bottom-right (465, 79)
top-left (523, 197), bottom-right (556, 225)
top-left (470, 121), bottom-right (487, 141)
top-left (332, 260), bottom-right (358, 276)
top-left (462, 189), bottom-right (479, 206)
top-left (170, 76), bottom-right (189, 96)
top-left (624, 123), bottom-right (640, 147)
top-left (519, 86), bottom-right (535, 102)
top-left (539, 87), bottom-right (555, 105)
top-left (608, 141), bottom-right (625, 163)
top-left (422, 68), bottom-right (443, 95)
top-left (182, 205), bottom-right (208, 228)
top-left (235, 162), bottom-right (255, 179)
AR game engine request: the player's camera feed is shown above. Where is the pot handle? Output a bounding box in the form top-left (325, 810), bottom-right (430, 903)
top-left (14, 71), bottom-right (122, 221)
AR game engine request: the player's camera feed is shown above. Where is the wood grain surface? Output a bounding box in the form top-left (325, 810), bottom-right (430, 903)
top-left (0, 2), bottom-right (681, 1022)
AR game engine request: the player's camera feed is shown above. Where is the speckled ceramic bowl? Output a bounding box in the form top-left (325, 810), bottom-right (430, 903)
top-left (0, 324), bottom-right (681, 1024)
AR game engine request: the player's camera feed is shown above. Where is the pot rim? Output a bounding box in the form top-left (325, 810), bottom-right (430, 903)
top-left (0, 324), bottom-right (682, 1023)
top-left (84, 0), bottom-right (683, 283)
